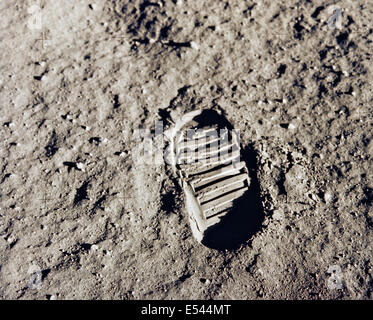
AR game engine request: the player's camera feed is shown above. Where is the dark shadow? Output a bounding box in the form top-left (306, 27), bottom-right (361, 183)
top-left (192, 109), bottom-right (234, 131)
top-left (201, 144), bottom-right (265, 251)
top-left (41, 268), bottom-right (51, 280)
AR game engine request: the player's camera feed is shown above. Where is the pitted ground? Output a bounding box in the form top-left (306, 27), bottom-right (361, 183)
top-left (0, 0), bottom-right (372, 299)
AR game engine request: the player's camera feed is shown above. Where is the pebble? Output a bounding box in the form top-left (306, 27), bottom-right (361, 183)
top-left (76, 162), bottom-right (85, 171)
top-left (324, 192), bottom-right (333, 202)
top-left (7, 235), bottom-right (17, 244)
top-left (273, 209), bottom-right (284, 220)
top-left (191, 41), bottom-right (199, 50)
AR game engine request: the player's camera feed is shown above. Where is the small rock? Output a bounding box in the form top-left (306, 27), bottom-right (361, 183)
top-left (76, 162), bottom-right (85, 171)
top-left (7, 235), bottom-right (17, 245)
top-left (191, 41), bottom-right (199, 50)
top-left (324, 192), bottom-right (333, 202)
top-left (273, 209), bottom-right (284, 220)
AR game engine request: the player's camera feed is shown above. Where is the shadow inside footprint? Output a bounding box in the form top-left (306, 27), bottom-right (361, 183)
top-left (201, 144), bottom-right (264, 250)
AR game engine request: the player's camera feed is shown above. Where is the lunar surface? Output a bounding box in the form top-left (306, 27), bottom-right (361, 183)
top-left (0, 0), bottom-right (372, 299)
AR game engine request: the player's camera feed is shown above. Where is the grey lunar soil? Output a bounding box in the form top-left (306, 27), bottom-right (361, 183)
top-left (0, 0), bottom-right (372, 299)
